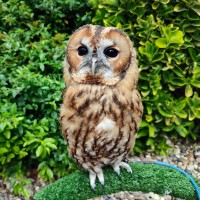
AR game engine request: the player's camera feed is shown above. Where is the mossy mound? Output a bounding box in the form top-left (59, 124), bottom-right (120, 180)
top-left (34, 162), bottom-right (199, 200)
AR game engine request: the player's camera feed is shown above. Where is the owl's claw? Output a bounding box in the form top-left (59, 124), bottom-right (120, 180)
top-left (113, 162), bottom-right (132, 175)
top-left (89, 172), bottom-right (96, 189)
top-left (89, 170), bottom-right (104, 189)
top-left (97, 171), bottom-right (104, 186)
top-left (113, 165), bottom-right (120, 175)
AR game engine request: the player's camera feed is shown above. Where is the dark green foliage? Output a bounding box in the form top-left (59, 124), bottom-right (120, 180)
top-left (89, 0), bottom-right (200, 154)
top-left (0, 0), bottom-right (200, 198)
top-left (34, 162), bottom-right (199, 200)
top-left (0, 0), bottom-right (88, 198)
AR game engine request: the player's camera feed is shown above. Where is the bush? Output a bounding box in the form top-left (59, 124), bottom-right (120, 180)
top-left (89, 0), bottom-right (200, 154)
top-left (0, 0), bottom-right (90, 198)
top-left (0, 0), bottom-right (200, 198)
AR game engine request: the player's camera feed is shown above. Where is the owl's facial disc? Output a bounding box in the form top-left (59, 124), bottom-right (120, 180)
top-left (66, 25), bottom-right (134, 85)
top-left (77, 39), bottom-right (116, 79)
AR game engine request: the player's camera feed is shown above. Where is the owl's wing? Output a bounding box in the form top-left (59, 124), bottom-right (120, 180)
top-left (131, 90), bottom-right (143, 132)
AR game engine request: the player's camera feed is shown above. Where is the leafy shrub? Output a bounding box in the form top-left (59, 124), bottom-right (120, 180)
top-left (88, 0), bottom-right (200, 154)
top-left (0, 0), bottom-right (89, 198)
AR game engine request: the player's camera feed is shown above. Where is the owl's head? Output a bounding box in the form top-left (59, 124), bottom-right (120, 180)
top-left (65, 24), bottom-right (138, 86)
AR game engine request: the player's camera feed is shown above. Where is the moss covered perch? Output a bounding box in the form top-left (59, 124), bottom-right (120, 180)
top-left (34, 162), bottom-right (199, 200)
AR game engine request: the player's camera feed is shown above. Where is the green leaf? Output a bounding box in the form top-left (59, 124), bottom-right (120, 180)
top-left (173, 116), bottom-right (181, 125)
top-left (174, 3), bottom-right (187, 12)
top-left (7, 153), bottom-right (15, 162)
top-left (191, 80), bottom-right (200, 88)
top-left (163, 124), bottom-right (174, 132)
top-left (157, 27), bottom-right (184, 47)
top-left (191, 3), bottom-right (200, 16)
top-left (137, 129), bottom-right (148, 138)
top-left (169, 30), bottom-right (184, 44)
top-left (3, 130), bottom-right (11, 139)
top-left (145, 115), bottom-right (153, 122)
top-left (14, 184), bottom-right (22, 195)
top-left (175, 110), bottom-right (187, 119)
top-left (148, 124), bottom-right (155, 137)
top-left (188, 110), bottom-right (195, 121)
top-left (46, 143), bottom-right (57, 149)
top-left (19, 151), bottom-right (28, 159)
top-left (41, 147), bottom-right (47, 158)
top-left (175, 125), bottom-right (188, 137)
top-left (151, 53), bottom-right (164, 63)
top-left (172, 66), bottom-right (184, 77)
top-left (139, 121), bottom-right (148, 128)
top-left (139, 41), bottom-right (163, 63)
top-left (10, 103), bottom-right (17, 115)
top-left (158, 106), bottom-right (172, 117)
top-left (146, 138), bottom-right (155, 149)
top-left (51, 111), bottom-right (58, 119)
top-left (39, 63), bottom-right (45, 71)
top-left (21, 188), bottom-right (30, 199)
top-left (102, 0), bottom-right (118, 6)
top-left (46, 168), bottom-right (53, 179)
top-left (88, 0), bottom-right (100, 8)
top-left (0, 147), bottom-right (8, 154)
top-left (185, 85), bottom-right (193, 97)
top-left (170, 77), bottom-right (185, 86)
top-left (0, 122), bottom-right (7, 132)
top-left (13, 146), bottom-right (20, 153)
top-left (161, 0), bottom-right (170, 4)
top-left (44, 138), bottom-right (55, 143)
top-left (155, 38), bottom-right (168, 48)
top-left (174, 99), bottom-right (186, 110)
top-left (23, 138), bottom-right (40, 147)
top-left (36, 145), bottom-right (43, 157)
top-left (152, 2), bottom-right (160, 10)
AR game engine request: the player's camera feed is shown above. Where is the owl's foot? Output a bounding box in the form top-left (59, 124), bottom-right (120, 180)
top-left (89, 170), bottom-right (104, 189)
top-left (112, 162), bottom-right (132, 176)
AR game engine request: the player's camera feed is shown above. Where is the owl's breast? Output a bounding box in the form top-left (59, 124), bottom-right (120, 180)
top-left (60, 84), bottom-right (142, 167)
top-left (62, 84), bottom-right (134, 128)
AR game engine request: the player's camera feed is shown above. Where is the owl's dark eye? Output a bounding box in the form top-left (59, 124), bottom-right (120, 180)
top-left (78, 46), bottom-right (88, 56)
top-left (104, 48), bottom-right (119, 58)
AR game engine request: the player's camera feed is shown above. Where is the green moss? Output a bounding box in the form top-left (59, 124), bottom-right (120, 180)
top-left (34, 163), bottom-right (199, 200)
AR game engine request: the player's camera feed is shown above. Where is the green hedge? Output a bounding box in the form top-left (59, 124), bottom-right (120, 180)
top-left (0, 0), bottom-right (90, 198)
top-left (89, 0), bottom-right (200, 153)
top-left (0, 0), bottom-right (200, 198)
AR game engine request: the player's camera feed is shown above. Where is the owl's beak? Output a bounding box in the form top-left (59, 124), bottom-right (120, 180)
top-left (91, 57), bottom-right (97, 75)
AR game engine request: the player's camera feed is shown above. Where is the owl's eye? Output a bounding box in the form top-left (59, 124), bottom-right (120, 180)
top-left (104, 48), bottom-right (119, 58)
top-left (78, 46), bottom-right (88, 56)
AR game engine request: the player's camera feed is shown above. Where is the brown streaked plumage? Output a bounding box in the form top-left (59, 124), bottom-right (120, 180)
top-left (60, 24), bottom-right (143, 189)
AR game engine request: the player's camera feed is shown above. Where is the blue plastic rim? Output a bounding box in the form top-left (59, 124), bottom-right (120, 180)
top-left (154, 161), bottom-right (200, 200)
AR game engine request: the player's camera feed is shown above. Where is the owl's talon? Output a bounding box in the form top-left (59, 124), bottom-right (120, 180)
top-left (89, 170), bottom-right (104, 189)
top-left (120, 162), bottom-right (132, 173)
top-left (113, 162), bottom-right (132, 176)
top-left (89, 172), bottom-right (96, 189)
top-left (97, 171), bottom-right (104, 186)
top-left (113, 165), bottom-right (120, 176)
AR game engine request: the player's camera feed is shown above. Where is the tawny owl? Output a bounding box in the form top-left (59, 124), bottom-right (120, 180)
top-left (60, 24), bottom-right (143, 189)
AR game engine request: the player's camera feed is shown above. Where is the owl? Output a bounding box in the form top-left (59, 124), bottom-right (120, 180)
top-left (60, 24), bottom-right (143, 189)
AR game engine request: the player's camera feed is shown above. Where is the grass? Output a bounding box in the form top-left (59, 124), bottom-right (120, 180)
top-left (34, 162), bottom-right (199, 200)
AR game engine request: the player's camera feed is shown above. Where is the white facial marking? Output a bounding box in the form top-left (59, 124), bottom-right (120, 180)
top-left (99, 39), bottom-right (114, 50)
top-left (102, 70), bottom-right (113, 79)
top-left (91, 57), bottom-right (97, 75)
top-left (81, 37), bottom-right (91, 47)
